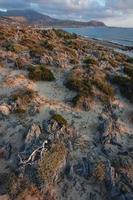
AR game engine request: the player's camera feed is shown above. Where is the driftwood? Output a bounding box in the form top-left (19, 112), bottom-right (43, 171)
top-left (18, 140), bottom-right (48, 166)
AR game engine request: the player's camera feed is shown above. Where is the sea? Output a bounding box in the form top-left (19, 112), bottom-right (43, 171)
top-left (63, 27), bottom-right (133, 57)
top-left (64, 27), bottom-right (133, 47)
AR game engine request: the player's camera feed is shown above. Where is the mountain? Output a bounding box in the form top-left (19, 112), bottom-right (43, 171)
top-left (0, 9), bottom-right (106, 27)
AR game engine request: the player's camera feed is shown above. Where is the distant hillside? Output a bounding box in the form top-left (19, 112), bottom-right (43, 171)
top-left (0, 9), bottom-right (106, 27)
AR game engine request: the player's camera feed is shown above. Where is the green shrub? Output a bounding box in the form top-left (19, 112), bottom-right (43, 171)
top-left (53, 29), bottom-right (77, 40)
top-left (52, 114), bottom-right (67, 126)
top-left (66, 76), bottom-right (92, 97)
top-left (93, 78), bottom-right (114, 99)
top-left (127, 57), bottom-right (133, 64)
top-left (30, 46), bottom-right (44, 57)
top-left (83, 56), bottom-right (98, 66)
top-left (111, 75), bottom-right (133, 102)
top-left (11, 88), bottom-right (36, 113)
top-left (41, 40), bottom-right (54, 51)
top-left (3, 40), bottom-right (15, 51)
top-left (124, 65), bottom-right (133, 78)
top-left (28, 65), bottom-right (55, 81)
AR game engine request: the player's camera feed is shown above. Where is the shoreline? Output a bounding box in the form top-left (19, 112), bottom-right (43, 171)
top-left (91, 38), bottom-right (133, 51)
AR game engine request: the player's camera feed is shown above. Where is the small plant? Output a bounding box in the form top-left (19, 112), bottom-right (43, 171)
top-left (28, 65), bottom-right (55, 81)
top-left (83, 56), bottom-right (98, 66)
top-left (124, 65), bottom-right (133, 78)
top-left (127, 57), bottom-right (133, 64)
top-left (3, 40), bottom-right (15, 51)
top-left (93, 162), bottom-right (106, 182)
top-left (52, 114), bottom-right (67, 126)
top-left (93, 77), bottom-right (114, 100)
top-left (41, 40), bottom-right (54, 51)
top-left (111, 75), bottom-right (133, 102)
top-left (11, 88), bottom-right (36, 113)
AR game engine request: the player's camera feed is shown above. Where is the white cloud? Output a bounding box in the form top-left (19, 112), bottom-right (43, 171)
top-left (0, 0), bottom-right (133, 27)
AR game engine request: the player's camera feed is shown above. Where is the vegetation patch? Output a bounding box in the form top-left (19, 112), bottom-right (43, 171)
top-left (93, 77), bottom-right (114, 100)
top-left (28, 65), bottom-right (55, 81)
top-left (53, 29), bottom-right (77, 40)
top-left (11, 88), bottom-right (37, 113)
top-left (83, 56), bottom-right (98, 66)
top-left (111, 75), bottom-right (133, 102)
top-left (66, 76), bottom-right (92, 97)
top-left (40, 40), bottom-right (54, 51)
top-left (39, 142), bottom-right (67, 184)
top-left (52, 114), bottom-right (67, 126)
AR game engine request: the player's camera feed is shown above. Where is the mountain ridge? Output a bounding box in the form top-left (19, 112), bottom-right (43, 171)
top-left (0, 9), bottom-right (106, 27)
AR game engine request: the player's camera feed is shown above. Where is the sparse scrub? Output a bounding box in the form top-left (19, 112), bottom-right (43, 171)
top-left (41, 40), bottom-right (54, 51)
top-left (28, 65), bottom-right (55, 81)
top-left (111, 75), bottom-right (133, 102)
top-left (53, 29), bottom-right (77, 40)
top-left (83, 56), bottom-right (98, 66)
top-left (93, 77), bottom-right (114, 100)
top-left (11, 88), bottom-right (37, 113)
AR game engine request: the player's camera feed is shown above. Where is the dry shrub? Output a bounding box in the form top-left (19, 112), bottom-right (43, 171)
top-left (39, 142), bottom-right (68, 184)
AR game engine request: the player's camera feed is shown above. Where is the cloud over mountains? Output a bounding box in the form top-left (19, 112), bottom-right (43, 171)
top-left (0, 0), bottom-right (133, 27)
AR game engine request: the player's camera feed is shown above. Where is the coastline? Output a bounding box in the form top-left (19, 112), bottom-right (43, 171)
top-left (0, 25), bottom-right (133, 200)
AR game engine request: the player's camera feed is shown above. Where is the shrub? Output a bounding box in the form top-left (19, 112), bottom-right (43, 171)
top-left (39, 142), bottom-right (67, 184)
top-left (64, 39), bottom-right (78, 50)
top-left (93, 162), bottom-right (106, 182)
top-left (127, 57), bottom-right (133, 64)
top-left (52, 114), bottom-right (67, 126)
top-left (66, 76), bottom-right (92, 97)
top-left (53, 29), bottom-right (77, 40)
top-left (93, 77), bottom-right (114, 100)
top-left (3, 40), bottom-right (15, 51)
top-left (28, 65), bottom-right (55, 81)
top-left (11, 88), bottom-right (36, 113)
top-left (40, 40), bottom-right (54, 51)
top-left (30, 46), bottom-right (44, 58)
top-left (111, 75), bottom-right (133, 102)
top-left (124, 65), bottom-right (133, 78)
top-left (83, 56), bottom-right (98, 66)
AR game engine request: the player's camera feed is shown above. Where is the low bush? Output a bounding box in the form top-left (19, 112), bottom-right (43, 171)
top-left (41, 40), bottom-right (54, 51)
top-left (53, 29), bottom-right (77, 40)
top-left (127, 57), bottom-right (133, 64)
top-left (39, 142), bottom-right (67, 184)
top-left (28, 65), bottom-right (55, 81)
top-left (93, 162), bottom-right (106, 182)
top-left (3, 40), bottom-right (15, 51)
top-left (124, 65), bottom-right (133, 78)
top-left (83, 56), bottom-right (98, 66)
top-left (30, 46), bottom-right (44, 58)
top-left (111, 75), bottom-right (133, 102)
top-left (66, 76), bottom-right (92, 97)
top-left (52, 114), bottom-right (67, 126)
top-left (93, 77), bottom-right (114, 100)
top-left (11, 88), bottom-right (36, 113)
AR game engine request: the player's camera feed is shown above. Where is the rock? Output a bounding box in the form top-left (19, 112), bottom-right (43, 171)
top-left (89, 192), bottom-right (98, 200)
top-left (0, 143), bottom-right (12, 160)
top-left (0, 104), bottom-right (11, 116)
top-left (104, 160), bottom-right (120, 198)
top-left (73, 157), bottom-right (91, 178)
top-left (25, 123), bottom-right (42, 144)
top-left (98, 116), bottom-right (111, 144)
top-left (124, 194), bottom-right (133, 200)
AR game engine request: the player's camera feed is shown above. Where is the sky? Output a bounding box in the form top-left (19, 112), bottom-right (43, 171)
top-left (0, 0), bottom-right (133, 27)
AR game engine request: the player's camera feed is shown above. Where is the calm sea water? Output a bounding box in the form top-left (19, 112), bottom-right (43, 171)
top-left (64, 27), bottom-right (133, 47)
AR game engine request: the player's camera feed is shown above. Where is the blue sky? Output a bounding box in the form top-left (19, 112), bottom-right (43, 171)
top-left (0, 0), bottom-right (133, 27)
